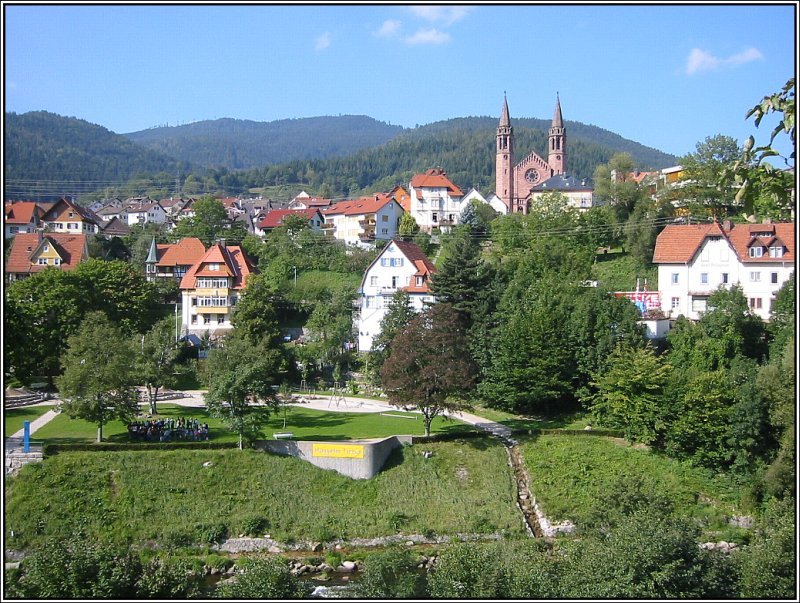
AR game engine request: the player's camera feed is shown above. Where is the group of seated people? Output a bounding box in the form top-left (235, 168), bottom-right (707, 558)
top-left (127, 417), bottom-right (210, 442)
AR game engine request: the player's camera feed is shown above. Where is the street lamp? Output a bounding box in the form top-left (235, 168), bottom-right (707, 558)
top-left (293, 266), bottom-right (297, 287)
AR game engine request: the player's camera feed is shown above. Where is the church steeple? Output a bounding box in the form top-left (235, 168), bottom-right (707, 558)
top-left (496, 93), bottom-right (514, 211)
top-left (548, 94), bottom-right (566, 176)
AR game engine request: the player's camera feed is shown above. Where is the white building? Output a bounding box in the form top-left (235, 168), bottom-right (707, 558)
top-left (123, 200), bottom-right (167, 226)
top-left (356, 239), bottom-right (436, 352)
top-left (653, 220), bottom-right (794, 322)
top-left (407, 168), bottom-right (465, 233)
top-left (322, 194), bottom-right (404, 247)
top-left (461, 188), bottom-right (508, 217)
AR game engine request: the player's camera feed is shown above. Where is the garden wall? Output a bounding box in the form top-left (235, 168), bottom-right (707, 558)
top-left (255, 435), bottom-right (413, 479)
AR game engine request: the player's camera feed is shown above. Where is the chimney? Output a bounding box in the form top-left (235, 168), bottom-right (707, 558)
top-left (722, 219), bottom-right (733, 231)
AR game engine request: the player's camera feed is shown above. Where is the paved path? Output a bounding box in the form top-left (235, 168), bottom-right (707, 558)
top-left (4, 390), bottom-right (513, 443)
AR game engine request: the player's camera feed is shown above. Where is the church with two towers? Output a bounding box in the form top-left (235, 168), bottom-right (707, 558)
top-left (495, 95), bottom-right (567, 213)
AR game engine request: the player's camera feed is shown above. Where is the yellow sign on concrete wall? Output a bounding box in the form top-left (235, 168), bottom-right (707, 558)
top-left (312, 443), bottom-right (365, 459)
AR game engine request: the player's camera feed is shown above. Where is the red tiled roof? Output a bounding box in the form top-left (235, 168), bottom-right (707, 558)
top-left (5, 232), bottom-right (88, 275)
top-left (157, 237), bottom-right (206, 267)
top-left (409, 168), bottom-right (463, 197)
top-left (4, 201), bottom-right (40, 225)
top-left (257, 208), bottom-right (321, 229)
top-left (179, 244), bottom-right (256, 290)
top-left (322, 195), bottom-right (396, 217)
top-left (653, 222), bottom-right (795, 264)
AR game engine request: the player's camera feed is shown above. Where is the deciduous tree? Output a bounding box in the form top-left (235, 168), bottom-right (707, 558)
top-left (57, 312), bottom-right (140, 442)
top-left (205, 332), bottom-right (286, 449)
top-left (380, 303), bottom-right (475, 436)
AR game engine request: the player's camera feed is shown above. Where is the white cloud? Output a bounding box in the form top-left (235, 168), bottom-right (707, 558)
top-left (408, 6), bottom-right (471, 26)
top-left (376, 19), bottom-right (401, 38)
top-left (686, 47), bottom-right (764, 75)
top-left (405, 28), bottom-right (451, 46)
top-left (315, 32), bottom-right (331, 51)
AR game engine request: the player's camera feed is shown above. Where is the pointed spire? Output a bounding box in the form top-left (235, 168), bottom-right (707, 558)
top-left (145, 236), bottom-right (158, 264)
top-left (499, 93), bottom-right (511, 127)
top-left (552, 93), bottom-right (563, 128)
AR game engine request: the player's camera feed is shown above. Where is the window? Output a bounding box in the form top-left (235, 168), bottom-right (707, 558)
top-left (391, 276), bottom-right (398, 288)
top-left (700, 273), bottom-right (708, 284)
top-left (749, 246), bottom-right (763, 258)
top-left (750, 271), bottom-right (761, 282)
top-left (671, 273), bottom-right (679, 285)
top-left (771, 272), bottom-right (779, 284)
top-left (381, 214), bottom-right (388, 222)
top-left (390, 258), bottom-right (403, 267)
top-left (769, 246), bottom-right (783, 258)
top-left (191, 315), bottom-right (198, 324)
top-left (37, 258), bottom-right (48, 265)
top-left (721, 273), bottom-right (728, 284)
top-left (432, 213), bottom-right (438, 223)
top-left (195, 278), bottom-right (229, 289)
top-left (203, 315), bottom-right (212, 325)
top-left (370, 276), bottom-right (378, 286)
top-left (68, 211), bottom-right (75, 218)
top-left (365, 296), bottom-right (372, 309)
top-left (9, 226), bottom-right (18, 234)
top-left (691, 297), bottom-right (708, 313)
top-left (381, 228), bottom-right (388, 235)
top-left (749, 297), bottom-right (762, 309)
top-left (43, 244), bottom-right (49, 252)
top-left (217, 315), bottom-right (225, 324)
top-left (671, 297), bottom-right (680, 309)
top-left (380, 258), bottom-right (390, 267)
top-left (53, 258), bottom-right (61, 265)
top-left (416, 276), bottom-right (424, 287)
top-left (208, 263), bottom-right (220, 271)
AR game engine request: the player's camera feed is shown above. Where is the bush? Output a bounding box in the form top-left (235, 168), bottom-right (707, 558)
top-left (352, 548), bottom-right (426, 599)
top-left (240, 515), bottom-right (270, 537)
top-left (136, 555), bottom-right (203, 599)
top-left (194, 522), bottom-right (228, 545)
top-left (214, 557), bottom-right (310, 599)
top-left (43, 441), bottom-right (238, 456)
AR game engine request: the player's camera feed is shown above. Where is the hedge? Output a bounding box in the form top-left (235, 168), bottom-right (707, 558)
top-left (42, 441), bottom-right (238, 456)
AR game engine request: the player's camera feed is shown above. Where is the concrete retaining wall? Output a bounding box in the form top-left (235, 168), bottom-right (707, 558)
top-left (5, 450), bottom-right (44, 475)
top-left (255, 435), bottom-right (413, 479)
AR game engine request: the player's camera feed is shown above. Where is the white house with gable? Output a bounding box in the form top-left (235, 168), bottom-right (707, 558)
top-left (356, 239), bottom-right (437, 352)
top-left (653, 220), bottom-right (794, 322)
top-left (322, 194), bottom-right (404, 247)
top-left (407, 168), bottom-right (466, 233)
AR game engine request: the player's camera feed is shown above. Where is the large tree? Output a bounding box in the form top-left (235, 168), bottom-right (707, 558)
top-left (57, 312), bottom-right (140, 442)
top-left (589, 344), bottom-right (672, 444)
top-left (669, 134), bottom-right (743, 217)
top-left (380, 303), bottom-right (476, 436)
top-left (205, 332), bottom-right (287, 449)
top-left (136, 317), bottom-right (183, 415)
top-left (368, 289), bottom-right (416, 381)
top-left (170, 195), bottom-right (228, 246)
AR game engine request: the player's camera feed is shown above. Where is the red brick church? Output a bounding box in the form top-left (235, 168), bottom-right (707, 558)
top-left (495, 95), bottom-right (567, 213)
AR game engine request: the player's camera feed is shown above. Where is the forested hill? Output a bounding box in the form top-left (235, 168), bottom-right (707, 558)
top-left (249, 117), bottom-right (677, 197)
top-left (4, 111), bottom-right (193, 192)
top-left (124, 116), bottom-right (405, 170)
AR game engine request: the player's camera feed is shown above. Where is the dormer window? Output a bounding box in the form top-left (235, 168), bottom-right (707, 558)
top-left (769, 246), bottom-right (784, 258)
top-left (416, 276), bottom-right (424, 287)
top-left (749, 247), bottom-right (763, 258)
top-left (208, 263), bottom-right (220, 271)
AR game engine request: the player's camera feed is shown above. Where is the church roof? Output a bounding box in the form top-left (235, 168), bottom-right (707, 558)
top-left (531, 174), bottom-right (592, 192)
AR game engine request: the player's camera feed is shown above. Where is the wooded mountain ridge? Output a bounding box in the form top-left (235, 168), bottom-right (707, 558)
top-left (5, 110), bottom-right (677, 200)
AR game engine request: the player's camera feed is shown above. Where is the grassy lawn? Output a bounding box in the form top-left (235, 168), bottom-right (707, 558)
top-left (469, 404), bottom-right (591, 430)
top-left (31, 403), bottom-right (474, 444)
top-left (520, 434), bottom-right (748, 538)
top-left (5, 438), bottom-right (523, 550)
top-left (590, 251), bottom-right (657, 292)
top-left (4, 405), bottom-right (57, 437)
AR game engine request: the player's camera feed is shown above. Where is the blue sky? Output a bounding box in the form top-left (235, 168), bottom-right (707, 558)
top-left (4, 3), bottom-right (796, 162)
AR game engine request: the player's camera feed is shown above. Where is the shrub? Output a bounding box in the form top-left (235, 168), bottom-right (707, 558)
top-left (240, 515), bottom-right (270, 537)
top-left (214, 557), bottom-right (310, 599)
top-left (194, 522), bottom-right (228, 545)
top-left (352, 548), bottom-right (426, 599)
